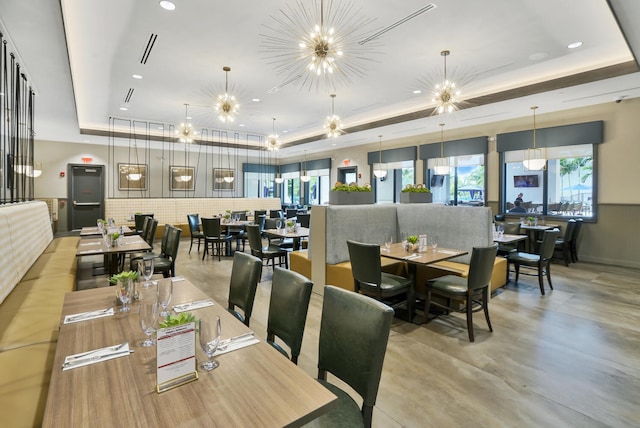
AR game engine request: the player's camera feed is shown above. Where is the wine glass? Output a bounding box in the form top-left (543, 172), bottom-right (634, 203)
top-left (139, 300), bottom-right (158, 347)
top-left (430, 235), bottom-right (439, 251)
top-left (157, 279), bottom-right (173, 317)
top-left (199, 316), bottom-right (221, 371)
top-left (276, 219), bottom-right (283, 232)
top-left (384, 235), bottom-right (392, 252)
top-left (138, 258), bottom-right (154, 286)
top-left (117, 278), bottom-right (133, 313)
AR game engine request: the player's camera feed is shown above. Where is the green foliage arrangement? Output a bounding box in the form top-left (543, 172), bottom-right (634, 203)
top-left (401, 184), bottom-right (430, 193)
top-left (159, 312), bottom-right (196, 328)
top-left (109, 270), bottom-right (138, 285)
top-left (331, 182), bottom-right (372, 192)
top-left (286, 220), bottom-right (295, 227)
top-left (407, 235), bottom-right (419, 244)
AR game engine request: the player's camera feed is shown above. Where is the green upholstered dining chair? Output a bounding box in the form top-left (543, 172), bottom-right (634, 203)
top-left (187, 214), bottom-right (205, 254)
top-left (306, 285), bottom-right (393, 428)
top-left (227, 251), bottom-right (262, 327)
top-left (571, 218), bottom-right (584, 263)
top-left (129, 219), bottom-right (162, 270)
top-left (266, 267), bottom-right (313, 364)
top-left (246, 224), bottom-right (288, 270)
top-left (497, 221), bottom-right (523, 256)
top-left (134, 213), bottom-right (153, 235)
top-left (202, 217), bottom-right (232, 261)
top-left (153, 225), bottom-right (181, 278)
top-left (507, 229), bottom-right (560, 295)
top-left (553, 219), bottom-right (576, 266)
top-left (425, 245), bottom-right (498, 342)
top-left (346, 240), bottom-right (414, 323)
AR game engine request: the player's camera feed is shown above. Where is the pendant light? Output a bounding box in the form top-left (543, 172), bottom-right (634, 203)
top-left (372, 135), bottom-right (387, 178)
top-left (215, 66), bottom-right (239, 123)
top-left (523, 106), bottom-right (546, 171)
top-left (433, 123), bottom-right (450, 174)
top-left (324, 94), bottom-right (343, 138)
top-left (300, 151), bottom-right (311, 182)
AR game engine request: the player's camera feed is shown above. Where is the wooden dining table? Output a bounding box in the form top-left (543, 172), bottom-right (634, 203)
top-left (80, 225), bottom-right (132, 237)
top-left (76, 235), bottom-right (151, 276)
top-left (42, 280), bottom-right (336, 427)
top-left (263, 227), bottom-right (310, 251)
top-left (519, 223), bottom-right (559, 252)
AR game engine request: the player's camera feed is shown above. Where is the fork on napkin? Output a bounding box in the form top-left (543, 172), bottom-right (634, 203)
top-left (64, 307), bottom-right (114, 324)
top-left (62, 342), bottom-right (132, 370)
top-left (214, 333), bottom-right (259, 356)
top-left (173, 299), bottom-right (214, 313)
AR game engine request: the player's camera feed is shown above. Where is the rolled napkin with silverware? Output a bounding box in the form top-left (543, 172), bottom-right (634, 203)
top-left (64, 307), bottom-right (115, 324)
top-left (62, 342), bottom-right (133, 370)
top-left (214, 332), bottom-right (259, 356)
top-left (173, 299), bottom-right (214, 313)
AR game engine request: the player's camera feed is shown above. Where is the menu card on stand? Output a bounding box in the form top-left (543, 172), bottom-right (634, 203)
top-left (156, 322), bottom-right (198, 393)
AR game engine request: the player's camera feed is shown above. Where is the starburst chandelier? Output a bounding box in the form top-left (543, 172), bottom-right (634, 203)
top-left (431, 50), bottom-right (461, 115)
top-left (214, 66), bottom-right (239, 123)
top-left (261, 0), bottom-right (379, 90)
top-left (176, 104), bottom-right (196, 143)
top-left (324, 94), bottom-right (343, 138)
top-left (523, 106), bottom-right (546, 171)
top-left (266, 118), bottom-right (280, 151)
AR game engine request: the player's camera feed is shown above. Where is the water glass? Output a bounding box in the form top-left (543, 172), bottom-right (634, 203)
top-left (384, 236), bottom-right (392, 252)
top-left (430, 235), bottom-right (439, 251)
top-left (276, 219), bottom-right (283, 232)
top-left (199, 317), bottom-right (221, 371)
top-left (139, 300), bottom-right (158, 347)
top-left (117, 278), bottom-right (133, 313)
top-left (157, 279), bottom-right (173, 317)
top-left (138, 258), bottom-right (154, 286)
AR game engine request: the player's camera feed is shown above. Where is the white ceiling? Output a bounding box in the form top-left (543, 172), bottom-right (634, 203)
top-left (2, 0), bottom-right (640, 157)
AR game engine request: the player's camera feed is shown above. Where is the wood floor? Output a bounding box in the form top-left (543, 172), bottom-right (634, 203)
top-left (81, 239), bottom-right (640, 427)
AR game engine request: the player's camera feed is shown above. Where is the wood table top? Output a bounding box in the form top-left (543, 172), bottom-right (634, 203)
top-left (75, 235), bottom-right (151, 257)
top-left (381, 242), bottom-right (467, 265)
top-left (43, 280), bottom-right (336, 427)
top-left (493, 233), bottom-right (528, 244)
top-left (263, 227), bottom-right (310, 239)
top-left (80, 225), bottom-right (133, 236)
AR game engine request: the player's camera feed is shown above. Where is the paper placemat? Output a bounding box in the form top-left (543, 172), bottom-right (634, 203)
top-left (64, 307), bottom-right (114, 324)
top-left (62, 343), bottom-right (132, 371)
top-left (173, 299), bottom-right (214, 313)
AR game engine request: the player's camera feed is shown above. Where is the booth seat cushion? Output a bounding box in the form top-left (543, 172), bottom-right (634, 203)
top-left (414, 258), bottom-right (507, 295)
top-left (21, 250), bottom-right (78, 281)
top-left (42, 236), bottom-right (79, 254)
top-left (0, 342), bottom-right (57, 428)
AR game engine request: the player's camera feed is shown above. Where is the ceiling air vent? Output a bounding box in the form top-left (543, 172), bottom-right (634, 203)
top-left (140, 33), bottom-right (158, 65)
top-left (124, 88), bottom-right (134, 103)
top-left (359, 4), bottom-right (437, 45)
top-left (267, 75), bottom-right (302, 94)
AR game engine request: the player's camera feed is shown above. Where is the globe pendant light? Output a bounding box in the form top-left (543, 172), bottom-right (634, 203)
top-left (523, 106), bottom-right (546, 171)
top-left (372, 135), bottom-right (387, 178)
top-left (300, 151), bottom-right (311, 182)
top-left (433, 123), bottom-right (450, 175)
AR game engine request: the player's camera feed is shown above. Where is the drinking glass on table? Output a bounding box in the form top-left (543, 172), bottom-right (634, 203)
top-left (199, 316), bottom-right (221, 371)
top-left (383, 236), bottom-right (392, 252)
top-left (157, 279), bottom-right (173, 317)
top-left (276, 219), bottom-right (283, 232)
top-left (430, 235), bottom-right (439, 251)
top-left (139, 300), bottom-right (158, 347)
top-left (117, 277), bottom-right (133, 313)
top-left (138, 258), bottom-right (154, 287)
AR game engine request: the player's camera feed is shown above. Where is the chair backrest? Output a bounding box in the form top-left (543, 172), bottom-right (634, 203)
top-left (572, 218), bottom-right (584, 241)
top-left (135, 213), bottom-right (153, 233)
top-left (254, 210), bottom-right (267, 220)
top-left (286, 209), bottom-right (298, 219)
top-left (502, 222), bottom-right (521, 235)
top-left (346, 240), bottom-right (382, 288)
top-left (264, 218), bottom-right (281, 230)
top-left (232, 211), bottom-right (247, 221)
top-left (145, 219), bottom-right (159, 249)
top-left (267, 267), bottom-right (313, 360)
top-left (140, 216), bottom-right (150, 239)
top-left (270, 209), bottom-right (283, 218)
top-left (257, 215), bottom-right (266, 233)
top-left (187, 214), bottom-right (201, 233)
top-left (540, 229), bottom-right (560, 259)
top-left (467, 245), bottom-right (499, 291)
top-left (318, 286), bottom-right (394, 410)
top-left (201, 217), bottom-right (222, 238)
top-left (297, 213), bottom-right (311, 228)
top-left (494, 214), bottom-right (505, 222)
top-left (164, 226), bottom-right (182, 260)
top-left (246, 224), bottom-right (263, 255)
top-left (228, 252), bottom-right (262, 326)
top-left (563, 219), bottom-right (577, 243)
top-left (159, 224), bottom-right (171, 254)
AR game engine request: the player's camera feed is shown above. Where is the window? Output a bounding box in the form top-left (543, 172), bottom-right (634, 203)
top-left (305, 172), bottom-right (330, 205)
top-left (375, 161), bottom-right (414, 203)
top-left (503, 144), bottom-right (594, 217)
top-left (428, 154), bottom-right (485, 206)
top-left (282, 172), bottom-right (301, 205)
top-left (244, 172), bottom-right (275, 198)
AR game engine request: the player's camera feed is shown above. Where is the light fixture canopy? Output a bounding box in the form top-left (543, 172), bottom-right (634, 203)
top-left (176, 104), bottom-right (197, 143)
top-left (433, 123), bottom-right (450, 175)
top-left (215, 66), bottom-right (240, 123)
top-left (266, 118), bottom-right (280, 151)
top-left (300, 151), bottom-right (311, 182)
top-left (431, 50), bottom-right (462, 115)
top-left (372, 135), bottom-right (387, 178)
top-left (324, 94), bottom-right (343, 138)
top-left (523, 106), bottom-right (546, 171)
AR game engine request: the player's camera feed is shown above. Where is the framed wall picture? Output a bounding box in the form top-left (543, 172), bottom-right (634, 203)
top-left (118, 163), bottom-right (148, 190)
top-left (170, 166), bottom-right (196, 191)
top-left (213, 168), bottom-right (234, 191)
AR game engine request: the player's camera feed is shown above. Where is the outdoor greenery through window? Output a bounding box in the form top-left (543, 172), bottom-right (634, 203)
top-left (428, 154), bottom-right (485, 206)
top-left (504, 144), bottom-right (594, 218)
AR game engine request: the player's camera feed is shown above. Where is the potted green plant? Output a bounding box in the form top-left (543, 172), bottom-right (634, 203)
top-left (400, 184), bottom-right (432, 203)
top-left (406, 235), bottom-right (419, 252)
top-left (159, 312), bottom-right (196, 328)
top-left (285, 219), bottom-right (295, 233)
top-left (329, 182), bottom-right (374, 205)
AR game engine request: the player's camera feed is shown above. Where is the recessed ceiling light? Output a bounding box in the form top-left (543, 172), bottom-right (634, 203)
top-left (159, 1), bottom-right (175, 11)
top-left (252, 98), bottom-right (261, 102)
top-left (239, 124), bottom-right (245, 127)
top-left (567, 41), bottom-right (583, 49)
top-left (120, 107), bottom-right (128, 111)
top-left (132, 74), bottom-right (142, 79)
top-left (412, 90), bottom-right (422, 94)
top-left (283, 130), bottom-right (288, 133)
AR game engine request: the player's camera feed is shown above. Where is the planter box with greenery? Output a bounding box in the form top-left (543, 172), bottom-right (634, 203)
top-left (400, 184), bottom-right (432, 203)
top-left (329, 183), bottom-right (374, 205)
